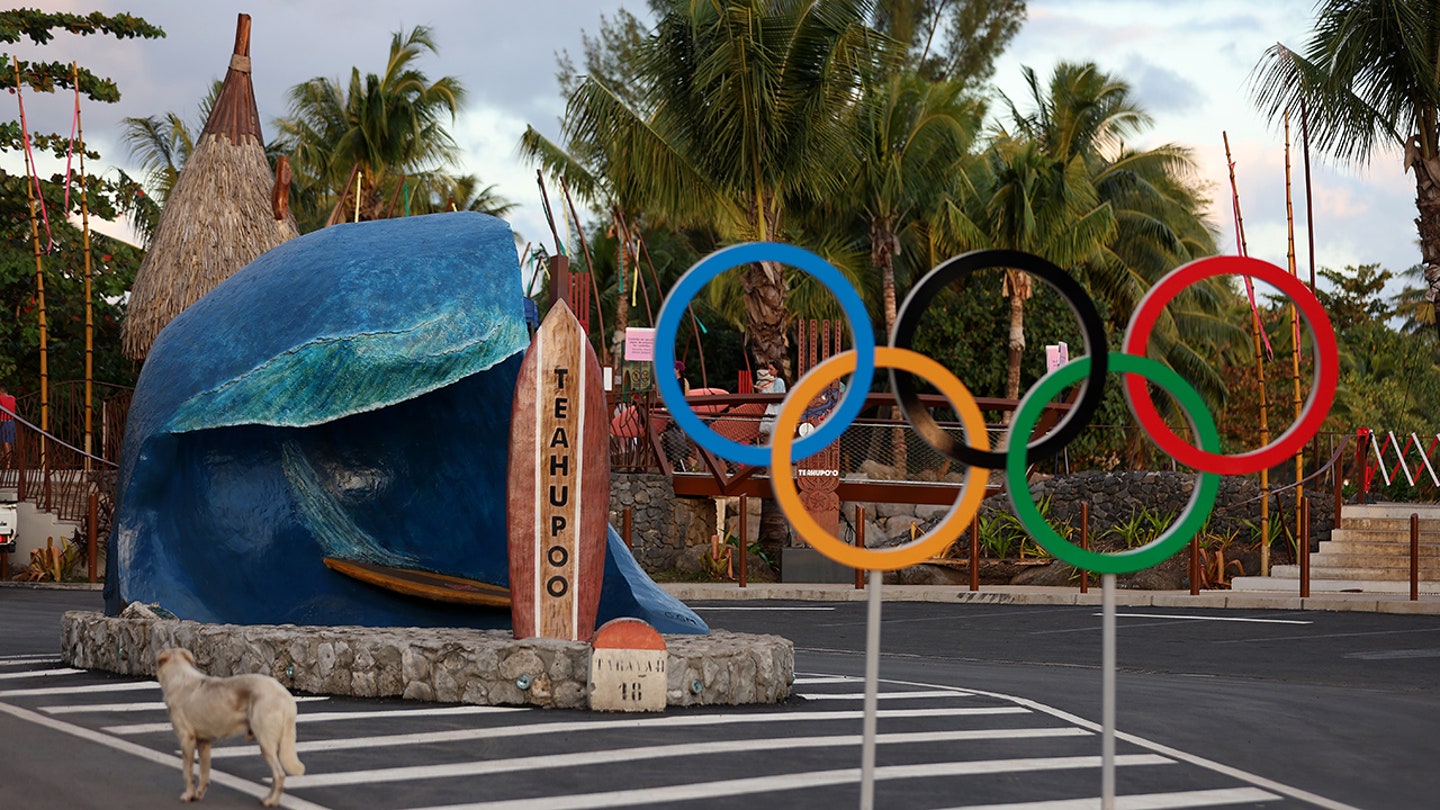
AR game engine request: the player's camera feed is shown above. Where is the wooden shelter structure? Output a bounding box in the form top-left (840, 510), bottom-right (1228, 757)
top-left (122, 13), bottom-right (299, 360)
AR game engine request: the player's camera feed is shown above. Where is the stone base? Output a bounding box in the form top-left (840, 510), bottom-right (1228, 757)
top-left (60, 611), bottom-right (792, 710)
top-left (782, 547), bottom-right (855, 584)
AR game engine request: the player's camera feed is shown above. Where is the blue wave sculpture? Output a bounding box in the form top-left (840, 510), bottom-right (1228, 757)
top-left (104, 212), bottom-right (707, 635)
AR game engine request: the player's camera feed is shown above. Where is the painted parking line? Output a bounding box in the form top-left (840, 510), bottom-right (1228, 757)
top-left (0, 667), bottom-right (85, 680)
top-left (938, 786), bottom-right (1279, 809)
top-left (797, 689), bottom-right (969, 700)
top-left (105, 704), bottom-right (526, 734)
top-left (0, 654), bottom-right (63, 665)
top-left (289, 727), bottom-right (1092, 788)
top-left (401, 755), bottom-right (1173, 810)
top-left (693, 606), bottom-right (837, 611)
top-left (1103, 613), bottom-right (1312, 625)
top-left (206, 705), bottom-right (1034, 758)
top-left (43, 696), bottom-right (330, 715)
top-left (0, 681), bottom-right (157, 698)
top-left (793, 675), bottom-right (859, 685)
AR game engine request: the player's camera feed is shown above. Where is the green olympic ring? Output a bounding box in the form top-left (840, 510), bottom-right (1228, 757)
top-left (1006, 352), bottom-right (1220, 574)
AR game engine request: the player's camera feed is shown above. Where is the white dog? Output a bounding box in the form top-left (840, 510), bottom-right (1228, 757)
top-left (156, 648), bottom-right (305, 806)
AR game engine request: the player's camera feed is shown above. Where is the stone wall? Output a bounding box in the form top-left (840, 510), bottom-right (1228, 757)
top-left (61, 610), bottom-right (794, 709)
top-left (610, 473), bottom-right (714, 571)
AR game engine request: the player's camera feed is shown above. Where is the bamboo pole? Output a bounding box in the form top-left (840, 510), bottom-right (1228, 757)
top-left (559, 176), bottom-right (607, 365)
top-left (1224, 132), bottom-right (1270, 573)
top-left (74, 63), bottom-right (94, 469)
top-left (14, 58), bottom-right (51, 459)
top-left (1284, 111), bottom-right (1305, 573)
top-left (1301, 99), bottom-right (1322, 509)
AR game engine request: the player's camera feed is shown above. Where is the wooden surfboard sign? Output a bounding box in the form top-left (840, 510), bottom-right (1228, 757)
top-left (507, 300), bottom-right (609, 641)
top-left (321, 557), bottom-right (511, 608)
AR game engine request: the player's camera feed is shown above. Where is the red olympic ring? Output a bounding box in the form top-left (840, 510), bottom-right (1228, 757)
top-left (1122, 255), bottom-right (1338, 475)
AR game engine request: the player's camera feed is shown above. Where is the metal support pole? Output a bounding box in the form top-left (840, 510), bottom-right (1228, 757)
top-left (622, 507), bottom-right (633, 551)
top-left (1189, 533), bottom-right (1200, 596)
top-left (1102, 573), bottom-right (1116, 810)
top-left (1079, 502), bottom-right (1089, 594)
top-left (860, 569), bottom-right (882, 810)
top-left (855, 505), bottom-right (866, 590)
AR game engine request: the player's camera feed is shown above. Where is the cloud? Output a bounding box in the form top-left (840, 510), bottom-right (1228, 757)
top-left (1121, 56), bottom-right (1205, 115)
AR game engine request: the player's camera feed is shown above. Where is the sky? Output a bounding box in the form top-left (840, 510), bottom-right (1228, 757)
top-left (13, 1), bottom-right (1424, 298)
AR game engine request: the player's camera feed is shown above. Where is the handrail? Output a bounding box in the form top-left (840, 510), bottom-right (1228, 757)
top-left (1, 403), bottom-right (118, 469)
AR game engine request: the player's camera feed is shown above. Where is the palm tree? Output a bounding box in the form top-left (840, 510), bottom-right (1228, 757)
top-left (997, 62), bottom-right (1234, 405)
top-left (1251, 0), bottom-right (1440, 335)
top-left (560, 0), bottom-right (902, 375)
top-left (934, 135), bottom-right (1116, 400)
top-left (276, 26), bottom-right (466, 228)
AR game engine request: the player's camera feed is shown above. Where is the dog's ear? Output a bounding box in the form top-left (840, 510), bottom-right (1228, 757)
top-left (179, 648), bottom-right (196, 665)
top-left (157, 649), bottom-right (173, 666)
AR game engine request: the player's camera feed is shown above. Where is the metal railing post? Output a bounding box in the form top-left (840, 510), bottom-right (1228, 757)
top-left (1411, 512), bottom-right (1420, 602)
top-left (87, 491), bottom-right (98, 583)
top-left (622, 507), bottom-right (633, 551)
top-left (1300, 497), bottom-right (1310, 599)
top-left (1080, 502), bottom-right (1089, 594)
top-left (969, 512), bottom-right (979, 592)
top-left (854, 505), bottom-right (865, 590)
top-left (738, 495), bottom-right (748, 589)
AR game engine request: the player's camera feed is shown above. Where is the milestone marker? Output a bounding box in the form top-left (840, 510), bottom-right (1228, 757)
top-left (589, 618), bottom-right (667, 712)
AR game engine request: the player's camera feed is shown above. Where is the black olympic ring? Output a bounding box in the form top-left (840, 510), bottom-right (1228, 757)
top-left (889, 249), bottom-right (1110, 469)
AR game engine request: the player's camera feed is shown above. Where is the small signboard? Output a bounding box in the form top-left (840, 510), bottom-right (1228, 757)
top-left (589, 618), bottom-right (668, 712)
top-left (624, 327), bottom-right (656, 362)
top-left (1045, 341), bottom-right (1069, 373)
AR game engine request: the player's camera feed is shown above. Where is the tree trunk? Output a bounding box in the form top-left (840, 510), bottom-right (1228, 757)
top-left (744, 257), bottom-right (790, 570)
top-left (611, 222), bottom-right (630, 370)
top-left (872, 216), bottom-right (907, 473)
top-left (1005, 269), bottom-right (1028, 402)
top-left (1409, 144), bottom-right (1440, 337)
top-left (742, 259), bottom-right (789, 376)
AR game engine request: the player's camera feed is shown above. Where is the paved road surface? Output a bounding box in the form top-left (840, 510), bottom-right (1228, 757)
top-left (3, 588), bottom-right (1436, 809)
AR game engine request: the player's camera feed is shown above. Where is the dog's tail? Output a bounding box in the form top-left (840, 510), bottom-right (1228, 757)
top-left (280, 719), bottom-right (305, 776)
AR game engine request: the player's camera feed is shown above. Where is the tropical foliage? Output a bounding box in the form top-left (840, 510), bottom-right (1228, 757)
top-left (1251, 0), bottom-right (1440, 333)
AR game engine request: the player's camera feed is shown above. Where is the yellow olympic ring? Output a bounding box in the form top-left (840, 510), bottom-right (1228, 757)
top-left (770, 347), bottom-right (991, 571)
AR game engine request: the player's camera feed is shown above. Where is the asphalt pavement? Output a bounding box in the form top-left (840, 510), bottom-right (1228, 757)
top-left (3, 584), bottom-right (1438, 809)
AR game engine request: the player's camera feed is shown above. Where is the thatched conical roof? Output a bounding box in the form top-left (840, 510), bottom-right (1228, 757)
top-left (122, 13), bottom-right (300, 361)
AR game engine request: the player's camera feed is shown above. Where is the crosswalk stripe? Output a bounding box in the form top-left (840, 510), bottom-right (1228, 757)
top-left (206, 706), bottom-right (1033, 757)
top-left (0, 654), bottom-right (63, 665)
top-left (104, 704), bottom-right (525, 734)
top-left (0, 667), bottom-right (84, 680)
top-left (288, 727), bottom-right (1093, 788)
top-left (937, 786), bottom-right (1280, 809)
top-left (798, 689), bottom-right (963, 700)
top-left (400, 755), bottom-right (1174, 810)
top-left (0, 700), bottom-right (335, 810)
top-left (0, 681), bottom-right (157, 698)
top-left (42, 696), bottom-right (330, 715)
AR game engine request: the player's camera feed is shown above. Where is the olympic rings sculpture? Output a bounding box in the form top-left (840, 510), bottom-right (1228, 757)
top-left (653, 245), bottom-right (1338, 574)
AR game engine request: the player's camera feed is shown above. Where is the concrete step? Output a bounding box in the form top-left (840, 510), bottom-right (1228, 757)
top-left (1330, 527), bottom-right (1440, 544)
top-left (1320, 540), bottom-right (1440, 558)
top-left (1336, 517), bottom-right (1440, 533)
top-left (1342, 503), bottom-right (1440, 521)
top-left (1274, 563), bottom-right (1440, 581)
top-left (1231, 574), bottom-right (1440, 595)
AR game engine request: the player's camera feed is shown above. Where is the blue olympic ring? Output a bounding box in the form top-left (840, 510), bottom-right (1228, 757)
top-left (653, 243), bottom-right (876, 467)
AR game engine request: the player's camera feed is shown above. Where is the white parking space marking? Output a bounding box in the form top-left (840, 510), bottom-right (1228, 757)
top-left (207, 705), bottom-right (1033, 757)
top-left (694, 606), bottom-right (837, 611)
top-left (0, 654), bottom-right (63, 665)
top-left (0, 680), bottom-right (157, 698)
top-left (939, 786), bottom-right (1280, 809)
top-left (0, 667), bottom-right (84, 680)
top-left (289, 727), bottom-right (1093, 788)
top-left (401, 755), bottom-right (1174, 810)
top-left (797, 689), bottom-right (968, 700)
top-left (44, 696), bottom-right (330, 714)
top-left (106, 704), bottom-right (526, 734)
top-left (1343, 648), bottom-right (1440, 660)
top-left (1104, 613), bottom-right (1312, 625)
